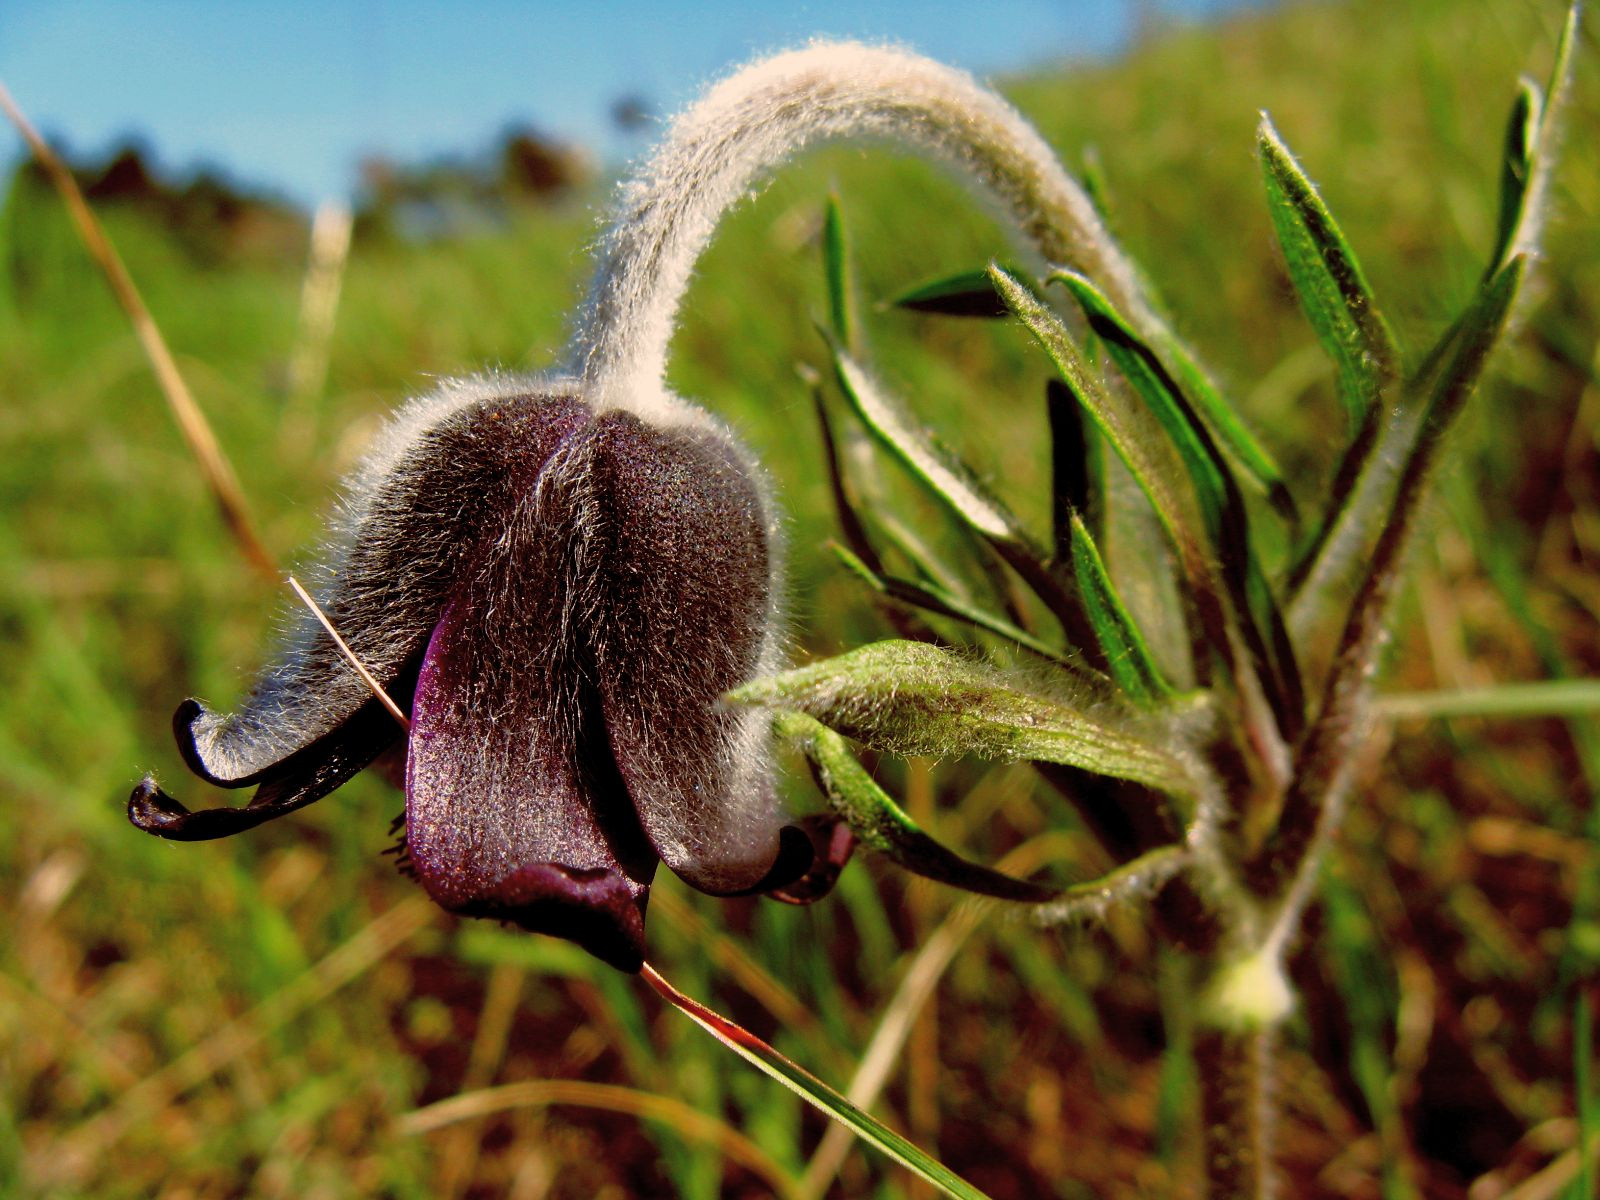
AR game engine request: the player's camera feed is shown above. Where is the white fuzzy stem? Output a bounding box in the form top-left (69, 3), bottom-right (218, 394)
top-left (571, 40), bottom-right (1153, 410)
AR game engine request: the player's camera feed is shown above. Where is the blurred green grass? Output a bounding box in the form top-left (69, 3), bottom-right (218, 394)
top-left (2, 0), bottom-right (1596, 1195)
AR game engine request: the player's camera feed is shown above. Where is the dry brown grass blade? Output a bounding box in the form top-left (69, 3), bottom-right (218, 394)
top-left (0, 79), bottom-right (277, 580)
top-left (288, 574), bottom-right (411, 730)
top-left (37, 896), bottom-right (434, 1189)
top-left (399, 1079), bottom-right (800, 1198)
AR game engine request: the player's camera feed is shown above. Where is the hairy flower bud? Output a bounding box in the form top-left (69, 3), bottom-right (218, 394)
top-left (131, 379), bottom-right (821, 971)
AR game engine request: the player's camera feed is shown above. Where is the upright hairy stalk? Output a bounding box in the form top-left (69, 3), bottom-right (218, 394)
top-left (569, 41), bottom-right (1156, 409)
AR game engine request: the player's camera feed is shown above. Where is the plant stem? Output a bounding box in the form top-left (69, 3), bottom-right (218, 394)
top-left (1195, 1025), bottom-right (1274, 1199)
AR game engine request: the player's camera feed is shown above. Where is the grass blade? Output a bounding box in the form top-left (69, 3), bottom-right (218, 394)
top-left (640, 963), bottom-right (994, 1200)
top-left (823, 192), bottom-right (857, 347)
top-left (402, 1079), bottom-right (800, 1199)
top-left (1258, 114), bottom-right (1401, 428)
top-left (1376, 679), bottom-right (1600, 721)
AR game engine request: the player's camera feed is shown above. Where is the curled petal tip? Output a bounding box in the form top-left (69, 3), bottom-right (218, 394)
top-left (765, 817), bottom-right (855, 906)
top-left (128, 776), bottom-right (191, 836)
top-left (127, 776), bottom-right (277, 841)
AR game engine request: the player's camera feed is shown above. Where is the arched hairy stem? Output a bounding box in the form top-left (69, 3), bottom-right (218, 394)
top-left (570, 40), bottom-right (1156, 409)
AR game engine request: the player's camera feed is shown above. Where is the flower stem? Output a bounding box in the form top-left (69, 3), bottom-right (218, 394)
top-left (1195, 1025), bottom-right (1274, 1199)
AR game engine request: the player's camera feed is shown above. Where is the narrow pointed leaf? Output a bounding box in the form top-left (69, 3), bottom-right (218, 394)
top-left (992, 266), bottom-right (1198, 572)
top-left (1050, 270), bottom-right (1233, 553)
top-left (1258, 115), bottom-right (1401, 427)
top-left (1047, 378), bottom-right (1092, 562)
top-left (1503, 4), bottom-right (1579, 269)
top-left (1487, 79), bottom-right (1541, 277)
top-left (812, 384), bottom-right (886, 577)
top-left (1161, 339), bottom-right (1297, 523)
top-left (1419, 255), bottom-right (1526, 438)
top-left (1069, 513), bottom-right (1172, 701)
top-left (831, 541), bottom-right (1074, 667)
top-left (776, 710), bottom-right (1057, 901)
top-left (829, 346), bottom-right (1032, 548)
top-left (823, 193), bottom-right (857, 347)
top-left (642, 964), bottom-right (994, 1200)
top-left (730, 639), bottom-right (1195, 797)
top-left (827, 339), bottom-right (1089, 637)
top-left (890, 265), bottom-right (1030, 318)
top-left (1051, 269), bottom-right (1305, 731)
top-left (994, 265), bottom-right (1218, 678)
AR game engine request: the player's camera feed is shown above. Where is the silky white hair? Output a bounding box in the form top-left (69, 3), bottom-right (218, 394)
top-left (571, 39), bottom-right (1158, 418)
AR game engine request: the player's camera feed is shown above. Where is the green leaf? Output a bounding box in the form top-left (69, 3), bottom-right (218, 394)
top-left (1047, 378), bottom-right (1092, 562)
top-left (1160, 339), bottom-right (1297, 523)
top-left (829, 345), bottom-right (1029, 547)
top-left (1497, 4), bottom-right (1578, 271)
top-left (1421, 255), bottom-right (1525, 436)
top-left (811, 383), bottom-right (887, 578)
top-left (1258, 115), bottom-right (1401, 428)
top-left (830, 542), bottom-right (1074, 667)
top-left (993, 265), bottom-right (1217, 681)
top-left (642, 963), bottom-right (995, 1200)
top-left (1050, 269), bottom-right (1304, 732)
top-left (1068, 513), bottom-right (1172, 702)
top-left (1050, 271), bottom-right (1233, 553)
top-left (826, 338), bottom-right (1089, 637)
top-left (822, 193), bottom-right (856, 347)
top-left (890, 265), bottom-right (1030, 318)
top-left (1487, 79), bottom-right (1540, 278)
top-left (775, 710), bottom-right (1057, 901)
top-left (992, 266), bottom-right (1198, 571)
top-left (730, 639), bottom-right (1196, 797)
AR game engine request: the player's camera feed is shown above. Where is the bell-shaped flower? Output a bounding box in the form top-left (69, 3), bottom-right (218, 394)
top-left (130, 378), bottom-right (833, 972)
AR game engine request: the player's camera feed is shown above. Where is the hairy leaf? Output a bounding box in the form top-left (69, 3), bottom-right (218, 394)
top-left (1258, 115), bottom-right (1400, 427)
top-left (1051, 269), bottom-right (1304, 732)
top-left (731, 639), bottom-right (1195, 796)
top-left (827, 341), bottom-right (1089, 637)
top-left (890, 265), bottom-right (1031, 318)
top-left (776, 710), bottom-right (1057, 901)
top-left (1068, 513), bottom-right (1172, 702)
top-left (831, 542), bottom-right (1074, 667)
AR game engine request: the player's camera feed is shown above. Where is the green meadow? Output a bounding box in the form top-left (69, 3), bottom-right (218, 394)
top-left (2, 0), bottom-right (1596, 1195)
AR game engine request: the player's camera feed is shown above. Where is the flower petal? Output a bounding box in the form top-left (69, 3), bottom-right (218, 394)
top-left (405, 459), bottom-right (657, 973)
top-left (582, 410), bottom-right (796, 895)
top-left (130, 693), bottom-right (405, 840)
top-left (184, 383), bottom-right (591, 786)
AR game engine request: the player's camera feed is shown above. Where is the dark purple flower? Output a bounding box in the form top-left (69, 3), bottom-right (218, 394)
top-left (130, 378), bottom-right (835, 972)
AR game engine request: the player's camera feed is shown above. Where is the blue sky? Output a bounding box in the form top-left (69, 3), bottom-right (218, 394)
top-left (0, 1), bottom-right (1265, 209)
